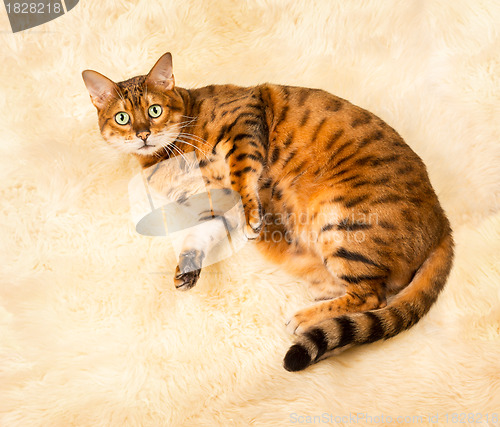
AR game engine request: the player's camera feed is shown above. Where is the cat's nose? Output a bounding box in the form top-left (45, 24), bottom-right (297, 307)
top-left (137, 130), bottom-right (151, 141)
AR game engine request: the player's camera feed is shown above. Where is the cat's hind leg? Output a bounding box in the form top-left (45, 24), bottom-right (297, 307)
top-left (286, 277), bottom-right (387, 334)
top-left (286, 236), bottom-right (388, 334)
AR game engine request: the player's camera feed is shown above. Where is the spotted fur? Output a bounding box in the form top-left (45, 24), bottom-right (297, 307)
top-left (83, 52), bottom-right (454, 371)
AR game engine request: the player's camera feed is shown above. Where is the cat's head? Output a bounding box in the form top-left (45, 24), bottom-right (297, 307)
top-left (82, 52), bottom-right (185, 157)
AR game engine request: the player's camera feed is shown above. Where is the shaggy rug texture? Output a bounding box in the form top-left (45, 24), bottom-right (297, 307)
top-left (1, 0), bottom-right (499, 425)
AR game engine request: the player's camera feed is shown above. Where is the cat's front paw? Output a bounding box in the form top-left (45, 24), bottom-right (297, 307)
top-left (174, 268), bottom-right (201, 291)
top-left (243, 205), bottom-right (263, 240)
top-left (174, 249), bottom-right (204, 291)
top-left (244, 222), bottom-right (262, 240)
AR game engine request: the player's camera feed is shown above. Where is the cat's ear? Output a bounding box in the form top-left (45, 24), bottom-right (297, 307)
top-left (82, 70), bottom-right (119, 110)
top-left (146, 52), bottom-right (175, 91)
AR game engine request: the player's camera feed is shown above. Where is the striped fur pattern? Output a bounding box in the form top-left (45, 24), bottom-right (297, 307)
top-left (83, 53), bottom-right (454, 371)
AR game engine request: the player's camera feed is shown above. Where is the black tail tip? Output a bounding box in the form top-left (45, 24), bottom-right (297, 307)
top-left (284, 344), bottom-right (311, 372)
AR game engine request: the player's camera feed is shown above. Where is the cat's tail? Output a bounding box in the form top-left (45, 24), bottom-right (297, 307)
top-left (283, 228), bottom-right (454, 372)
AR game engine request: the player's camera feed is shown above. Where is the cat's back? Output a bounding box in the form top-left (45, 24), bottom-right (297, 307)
top-left (260, 83), bottom-right (437, 203)
top-left (260, 83), bottom-right (414, 160)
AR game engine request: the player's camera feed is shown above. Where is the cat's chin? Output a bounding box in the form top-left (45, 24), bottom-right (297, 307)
top-left (135, 144), bottom-right (160, 156)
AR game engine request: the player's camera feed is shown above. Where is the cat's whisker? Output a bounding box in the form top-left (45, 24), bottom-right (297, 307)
top-left (177, 121), bottom-right (197, 131)
top-left (176, 130), bottom-right (209, 141)
top-left (175, 142), bottom-right (210, 160)
top-left (180, 116), bottom-right (197, 122)
top-left (171, 139), bottom-right (202, 163)
top-left (174, 138), bottom-right (210, 160)
top-left (177, 132), bottom-right (212, 148)
top-left (178, 118), bottom-right (197, 125)
top-left (169, 150), bottom-right (183, 171)
top-left (176, 133), bottom-right (210, 146)
top-left (179, 117), bottom-right (197, 123)
top-left (177, 124), bottom-right (195, 131)
top-left (150, 130), bottom-right (183, 159)
top-left (178, 117), bottom-right (196, 124)
top-left (152, 127), bottom-right (209, 155)
top-left (168, 143), bottom-right (192, 168)
top-left (177, 131), bottom-right (209, 142)
top-left (164, 145), bottom-right (183, 170)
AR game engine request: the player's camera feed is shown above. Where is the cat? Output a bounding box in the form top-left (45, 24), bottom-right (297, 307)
top-left (82, 52), bottom-right (454, 371)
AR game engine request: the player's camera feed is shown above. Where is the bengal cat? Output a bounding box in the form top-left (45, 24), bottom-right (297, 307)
top-left (82, 52), bottom-right (454, 371)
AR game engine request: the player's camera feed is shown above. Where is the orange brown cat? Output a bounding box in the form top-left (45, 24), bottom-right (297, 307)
top-left (83, 52), bottom-right (454, 371)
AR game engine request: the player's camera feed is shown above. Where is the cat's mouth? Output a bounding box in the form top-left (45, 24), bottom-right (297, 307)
top-left (135, 142), bottom-right (159, 155)
top-left (138, 143), bottom-right (155, 150)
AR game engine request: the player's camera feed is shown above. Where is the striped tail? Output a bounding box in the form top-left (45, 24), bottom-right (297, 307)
top-left (283, 229), bottom-right (454, 372)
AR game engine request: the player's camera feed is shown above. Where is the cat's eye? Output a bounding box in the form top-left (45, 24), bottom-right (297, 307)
top-left (148, 104), bottom-right (162, 118)
top-left (115, 112), bottom-right (130, 125)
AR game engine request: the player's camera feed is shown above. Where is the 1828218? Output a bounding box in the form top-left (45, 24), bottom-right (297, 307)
top-left (5, 2), bottom-right (62, 14)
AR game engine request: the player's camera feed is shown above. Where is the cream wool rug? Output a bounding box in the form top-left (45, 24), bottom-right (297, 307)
top-left (1, 1), bottom-right (499, 425)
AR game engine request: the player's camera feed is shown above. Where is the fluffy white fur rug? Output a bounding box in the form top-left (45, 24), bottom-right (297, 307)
top-left (1, 0), bottom-right (499, 425)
